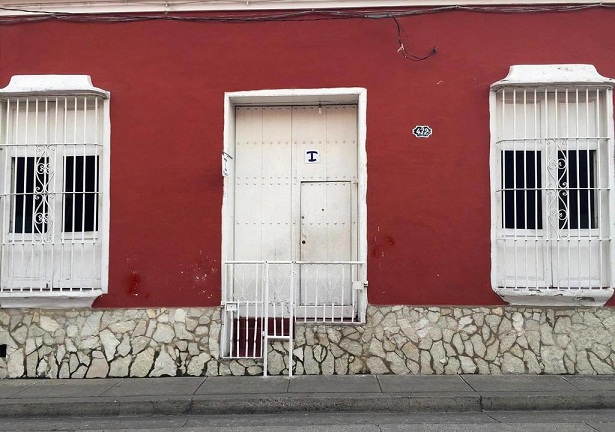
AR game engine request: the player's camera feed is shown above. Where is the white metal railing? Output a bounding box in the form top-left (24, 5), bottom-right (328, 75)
top-left (493, 86), bottom-right (613, 293)
top-left (221, 260), bottom-right (365, 374)
top-left (0, 95), bottom-right (105, 294)
top-left (295, 261), bottom-right (364, 323)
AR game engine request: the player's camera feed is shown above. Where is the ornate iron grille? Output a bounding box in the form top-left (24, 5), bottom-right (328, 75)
top-left (494, 87), bottom-right (612, 292)
top-left (0, 96), bottom-right (105, 293)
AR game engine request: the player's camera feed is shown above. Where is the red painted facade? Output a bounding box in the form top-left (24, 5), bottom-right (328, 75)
top-left (2, 7), bottom-right (614, 307)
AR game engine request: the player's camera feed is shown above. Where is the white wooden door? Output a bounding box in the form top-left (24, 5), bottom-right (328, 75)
top-left (232, 105), bottom-right (358, 307)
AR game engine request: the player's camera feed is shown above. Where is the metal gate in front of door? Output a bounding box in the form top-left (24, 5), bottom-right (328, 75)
top-left (221, 260), bottom-right (364, 377)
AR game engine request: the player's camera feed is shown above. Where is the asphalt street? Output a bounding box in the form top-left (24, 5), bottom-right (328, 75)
top-left (2, 410), bottom-right (615, 432)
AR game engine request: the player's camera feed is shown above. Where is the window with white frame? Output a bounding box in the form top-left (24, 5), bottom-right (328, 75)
top-left (0, 75), bottom-right (110, 308)
top-left (490, 65), bottom-right (615, 306)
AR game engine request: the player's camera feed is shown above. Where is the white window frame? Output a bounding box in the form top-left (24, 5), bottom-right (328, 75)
top-left (490, 64), bottom-right (615, 306)
top-left (0, 75), bottom-right (111, 308)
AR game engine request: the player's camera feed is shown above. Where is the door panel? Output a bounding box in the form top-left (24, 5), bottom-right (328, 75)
top-left (300, 181), bottom-right (352, 306)
top-left (233, 107), bottom-right (293, 301)
top-left (234, 107), bottom-right (293, 263)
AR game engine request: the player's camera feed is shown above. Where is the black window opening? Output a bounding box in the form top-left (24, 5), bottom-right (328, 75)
top-left (557, 150), bottom-right (597, 230)
top-left (502, 151), bottom-right (543, 230)
top-left (502, 150), bottom-right (597, 231)
top-left (63, 156), bottom-right (99, 233)
top-left (12, 157), bottom-right (49, 234)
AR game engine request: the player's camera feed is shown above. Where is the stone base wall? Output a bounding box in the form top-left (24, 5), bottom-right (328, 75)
top-left (1, 305), bottom-right (614, 378)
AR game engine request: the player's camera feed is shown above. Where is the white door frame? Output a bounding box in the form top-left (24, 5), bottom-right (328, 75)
top-left (221, 88), bottom-right (368, 317)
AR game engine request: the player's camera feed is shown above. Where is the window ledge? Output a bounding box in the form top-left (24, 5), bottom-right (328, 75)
top-left (0, 291), bottom-right (104, 309)
top-left (494, 287), bottom-right (614, 307)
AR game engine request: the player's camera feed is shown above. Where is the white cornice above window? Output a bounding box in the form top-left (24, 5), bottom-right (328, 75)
top-left (492, 64), bottom-right (615, 90)
top-left (0, 75), bottom-right (109, 98)
top-left (0, 0), bottom-right (614, 16)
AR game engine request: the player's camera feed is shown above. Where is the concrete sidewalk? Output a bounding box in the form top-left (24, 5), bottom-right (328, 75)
top-left (0, 375), bottom-right (615, 418)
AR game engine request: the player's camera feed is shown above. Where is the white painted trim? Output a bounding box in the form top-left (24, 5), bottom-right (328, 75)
top-left (0, 75), bottom-right (109, 99)
top-left (492, 64), bottom-right (615, 90)
top-left (101, 92), bottom-right (111, 296)
top-left (220, 92), bottom-right (234, 309)
top-left (489, 89), bottom-right (499, 301)
top-left (356, 88), bottom-right (368, 322)
top-left (227, 88), bottom-right (366, 105)
top-left (0, 0), bottom-right (613, 15)
top-left (494, 288), bottom-right (614, 306)
top-left (221, 87), bottom-right (368, 318)
top-left (0, 290), bottom-right (104, 308)
top-left (606, 87), bottom-right (615, 303)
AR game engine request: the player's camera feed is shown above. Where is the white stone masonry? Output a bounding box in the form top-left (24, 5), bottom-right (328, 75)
top-left (1, 306), bottom-right (614, 378)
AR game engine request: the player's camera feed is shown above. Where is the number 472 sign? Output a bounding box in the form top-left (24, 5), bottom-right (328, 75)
top-left (412, 125), bottom-right (432, 138)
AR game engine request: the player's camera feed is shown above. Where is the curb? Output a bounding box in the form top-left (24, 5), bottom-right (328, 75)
top-left (0, 394), bottom-right (480, 418)
top-left (2, 392), bottom-right (615, 418)
top-left (481, 392), bottom-right (615, 411)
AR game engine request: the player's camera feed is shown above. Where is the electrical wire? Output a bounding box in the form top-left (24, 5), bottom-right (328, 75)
top-left (0, 2), bottom-right (612, 63)
top-left (0, 3), bottom-right (612, 25)
top-left (392, 16), bottom-right (436, 62)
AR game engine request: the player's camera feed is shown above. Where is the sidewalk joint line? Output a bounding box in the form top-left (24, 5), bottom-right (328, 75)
top-left (585, 421), bottom-right (601, 432)
top-left (192, 377), bottom-right (208, 395)
top-left (5, 380), bottom-right (38, 398)
top-left (375, 375), bottom-right (384, 392)
top-left (486, 413), bottom-right (502, 423)
top-left (100, 377), bottom-right (124, 397)
top-left (459, 375), bottom-right (479, 393)
top-left (560, 375), bottom-right (584, 390)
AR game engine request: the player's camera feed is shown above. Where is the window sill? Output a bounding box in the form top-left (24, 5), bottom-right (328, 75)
top-left (0, 290), bottom-right (104, 309)
top-left (494, 287), bottom-right (614, 307)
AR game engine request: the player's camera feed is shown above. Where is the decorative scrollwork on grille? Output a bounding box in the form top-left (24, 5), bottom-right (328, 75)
top-left (31, 152), bottom-right (55, 242)
top-left (545, 139), bottom-right (573, 237)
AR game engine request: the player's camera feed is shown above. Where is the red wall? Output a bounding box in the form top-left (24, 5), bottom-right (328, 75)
top-left (1, 8), bottom-right (614, 307)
